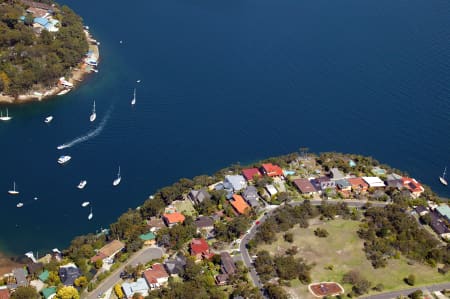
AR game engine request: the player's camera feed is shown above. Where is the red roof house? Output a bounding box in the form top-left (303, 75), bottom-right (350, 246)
top-left (163, 213), bottom-right (185, 227)
top-left (230, 194), bottom-right (251, 215)
top-left (401, 177), bottom-right (425, 198)
top-left (347, 177), bottom-right (369, 193)
top-left (293, 179), bottom-right (317, 194)
top-left (260, 163), bottom-right (283, 177)
top-left (143, 263), bottom-right (169, 289)
top-left (0, 288), bottom-right (10, 299)
top-left (241, 168), bottom-right (262, 181)
top-left (190, 238), bottom-right (212, 260)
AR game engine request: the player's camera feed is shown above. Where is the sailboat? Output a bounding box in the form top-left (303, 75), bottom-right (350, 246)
top-left (89, 100), bottom-right (96, 122)
top-left (113, 166), bottom-right (121, 186)
top-left (439, 167), bottom-right (448, 186)
top-left (0, 108), bottom-right (12, 121)
top-left (88, 207), bottom-right (93, 220)
top-left (8, 182), bottom-right (19, 195)
top-left (131, 88), bottom-right (136, 105)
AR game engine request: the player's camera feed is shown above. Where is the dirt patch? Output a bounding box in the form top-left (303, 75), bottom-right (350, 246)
top-left (0, 253), bottom-right (24, 276)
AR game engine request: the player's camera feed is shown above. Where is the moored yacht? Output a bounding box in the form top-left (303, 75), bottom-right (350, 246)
top-left (44, 116), bottom-right (53, 123)
top-left (8, 181), bottom-right (19, 195)
top-left (81, 201), bottom-right (90, 207)
top-left (77, 180), bottom-right (87, 189)
top-left (90, 100), bottom-right (96, 122)
top-left (0, 108), bottom-right (12, 121)
top-left (58, 155), bottom-right (71, 164)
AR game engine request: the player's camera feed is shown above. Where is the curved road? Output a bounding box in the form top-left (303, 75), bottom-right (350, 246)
top-left (82, 247), bottom-right (163, 299)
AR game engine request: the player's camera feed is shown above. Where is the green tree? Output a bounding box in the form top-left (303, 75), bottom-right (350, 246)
top-left (405, 274), bottom-right (415, 286)
top-left (11, 286), bottom-right (40, 299)
top-left (55, 286), bottom-right (79, 299)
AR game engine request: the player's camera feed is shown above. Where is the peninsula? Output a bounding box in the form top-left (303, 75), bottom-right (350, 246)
top-left (0, 151), bottom-right (449, 299)
top-left (0, 0), bottom-right (99, 103)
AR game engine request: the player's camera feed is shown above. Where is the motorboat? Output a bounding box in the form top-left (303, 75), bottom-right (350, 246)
top-left (81, 201), bottom-right (90, 207)
top-left (8, 182), bottom-right (19, 195)
top-left (439, 167), bottom-right (448, 186)
top-left (90, 100), bottom-right (96, 122)
top-left (16, 203), bottom-right (23, 208)
top-left (44, 116), bottom-right (53, 123)
top-left (131, 88), bottom-right (136, 106)
top-left (58, 155), bottom-right (71, 164)
top-left (88, 207), bottom-right (93, 220)
top-left (77, 180), bottom-right (87, 189)
top-left (113, 166), bottom-right (121, 186)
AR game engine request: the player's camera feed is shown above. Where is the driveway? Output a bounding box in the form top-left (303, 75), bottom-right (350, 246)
top-left (82, 247), bottom-right (163, 299)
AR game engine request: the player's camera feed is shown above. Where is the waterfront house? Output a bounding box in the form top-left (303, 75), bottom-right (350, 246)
top-left (164, 253), bottom-right (186, 276)
top-left (265, 184), bottom-right (278, 197)
top-left (12, 268), bottom-right (27, 287)
top-left (436, 205), bottom-right (450, 222)
top-left (260, 163), bottom-right (283, 177)
top-left (242, 186), bottom-right (260, 209)
top-left (430, 219), bottom-right (450, 240)
top-left (27, 262), bottom-right (43, 277)
top-left (335, 179), bottom-right (351, 193)
top-left (26, 7), bottom-right (48, 18)
top-left (147, 217), bottom-right (166, 232)
top-left (362, 177), bottom-right (386, 188)
top-left (143, 264), bottom-right (169, 289)
top-left (188, 189), bottom-right (211, 205)
top-left (242, 168), bottom-right (262, 182)
top-left (90, 239), bottom-right (125, 263)
top-left (230, 194), bottom-right (251, 215)
top-left (122, 278), bottom-right (149, 298)
top-left (139, 232), bottom-right (156, 246)
top-left (347, 177), bottom-right (369, 193)
top-left (58, 264), bottom-right (81, 286)
top-left (293, 178), bottom-right (317, 195)
top-left (386, 173), bottom-right (403, 189)
top-left (401, 177), bottom-right (425, 198)
top-left (190, 238), bottom-right (212, 260)
top-left (415, 206), bottom-right (429, 216)
top-left (195, 216), bottom-right (214, 235)
top-left (163, 212), bottom-right (185, 227)
top-left (312, 176), bottom-right (336, 191)
top-left (330, 168), bottom-right (344, 180)
top-left (224, 175), bottom-right (247, 192)
top-left (0, 287), bottom-right (9, 299)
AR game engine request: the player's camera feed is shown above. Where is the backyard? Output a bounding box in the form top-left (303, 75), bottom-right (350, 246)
top-left (258, 218), bottom-right (450, 298)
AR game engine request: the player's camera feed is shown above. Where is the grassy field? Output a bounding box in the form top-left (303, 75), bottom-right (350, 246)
top-left (173, 200), bottom-right (196, 216)
top-left (258, 218), bottom-right (450, 299)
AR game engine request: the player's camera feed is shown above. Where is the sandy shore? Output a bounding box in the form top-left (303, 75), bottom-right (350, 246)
top-left (0, 29), bottom-right (100, 104)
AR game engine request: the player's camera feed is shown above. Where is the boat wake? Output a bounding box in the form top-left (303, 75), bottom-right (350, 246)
top-left (57, 106), bottom-right (113, 150)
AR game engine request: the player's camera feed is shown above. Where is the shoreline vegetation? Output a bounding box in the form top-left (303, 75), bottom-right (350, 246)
top-left (0, 0), bottom-right (99, 104)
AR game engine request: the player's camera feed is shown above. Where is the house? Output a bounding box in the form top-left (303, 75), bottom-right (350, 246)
top-left (90, 239), bottom-right (125, 263)
top-left (147, 217), bottom-right (166, 232)
top-left (143, 263), bottom-right (169, 289)
top-left (12, 268), bottom-right (27, 287)
top-left (38, 270), bottom-right (49, 282)
top-left (260, 163), bottom-right (283, 177)
top-left (26, 7), bottom-right (48, 18)
top-left (265, 184), bottom-right (278, 197)
top-left (401, 177), bottom-right (425, 198)
top-left (33, 17), bottom-right (59, 32)
top-left (241, 168), bottom-right (262, 182)
top-left (293, 179), bottom-right (317, 195)
top-left (330, 168), bottom-right (344, 180)
top-left (386, 176), bottom-right (403, 189)
top-left (41, 287), bottom-right (56, 299)
top-left (58, 264), bottom-right (81, 286)
top-left (347, 177), bottom-right (369, 193)
top-left (190, 238), bottom-right (211, 260)
top-left (220, 252), bottom-right (236, 275)
top-left (27, 262), bottom-right (43, 277)
top-left (230, 194), bottom-right (251, 215)
top-left (242, 186), bottom-right (260, 209)
top-left (335, 179), bottom-right (351, 192)
top-left (0, 287), bottom-right (9, 299)
top-left (122, 278), bottom-right (149, 298)
top-left (195, 216), bottom-right (214, 234)
top-left (362, 177), bottom-right (386, 188)
top-left (164, 253), bottom-right (187, 276)
top-left (224, 175), bottom-right (247, 192)
top-left (436, 205), bottom-right (450, 222)
top-left (139, 232), bottom-right (156, 246)
top-left (163, 212), bottom-right (185, 227)
top-left (312, 177), bottom-right (336, 191)
top-left (188, 189), bottom-right (211, 205)
top-left (415, 206), bottom-right (429, 216)
top-left (430, 219), bottom-right (450, 240)
top-left (215, 274), bottom-right (229, 286)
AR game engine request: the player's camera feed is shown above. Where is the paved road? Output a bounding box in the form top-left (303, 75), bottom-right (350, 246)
top-left (360, 282), bottom-right (450, 299)
top-left (82, 247), bottom-right (163, 299)
top-left (239, 199), bottom-right (388, 297)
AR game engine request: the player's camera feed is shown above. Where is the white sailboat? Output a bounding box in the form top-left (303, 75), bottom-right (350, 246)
top-left (77, 180), bottom-right (87, 189)
top-left (0, 108), bottom-right (12, 121)
top-left (113, 166), bottom-right (121, 186)
top-left (16, 202), bottom-right (23, 208)
top-left (44, 116), bottom-right (53, 123)
top-left (88, 207), bottom-right (93, 220)
top-left (89, 100), bottom-right (96, 122)
top-left (131, 88), bottom-right (136, 105)
top-left (439, 167), bottom-right (448, 186)
top-left (81, 201), bottom-right (90, 207)
top-left (8, 182), bottom-right (19, 195)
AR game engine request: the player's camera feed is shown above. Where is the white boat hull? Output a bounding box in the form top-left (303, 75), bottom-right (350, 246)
top-left (77, 181), bottom-right (87, 189)
top-left (81, 202), bottom-right (90, 207)
top-left (8, 191), bottom-right (19, 195)
top-left (113, 178), bottom-right (121, 186)
top-left (45, 116), bottom-right (53, 123)
top-left (16, 203), bottom-right (23, 208)
top-left (90, 113), bottom-right (96, 122)
top-left (439, 176), bottom-right (448, 186)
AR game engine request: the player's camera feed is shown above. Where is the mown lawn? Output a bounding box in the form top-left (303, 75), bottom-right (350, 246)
top-left (173, 200), bottom-right (196, 216)
top-left (258, 218), bottom-right (450, 299)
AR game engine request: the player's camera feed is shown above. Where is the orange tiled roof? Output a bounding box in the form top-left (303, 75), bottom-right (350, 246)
top-left (163, 212), bottom-right (185, 224)
top-left (190, 238), bottom-right (209, 255)
top-left (347, 177), bottom-right (369, 189)
top-left (230, 194), bottom-right (250, 214)
top-left (401, 177), bottom-right (424, 193)
top-left (261, 163), bottom-right (283, 177)
top-left (143, 263), bottom-right (169, 284)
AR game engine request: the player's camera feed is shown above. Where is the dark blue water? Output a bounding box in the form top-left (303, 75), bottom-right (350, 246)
top-left (1, 0), bottom-right (450, 255)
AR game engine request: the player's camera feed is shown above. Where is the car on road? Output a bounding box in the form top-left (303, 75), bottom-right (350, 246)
top-left (255, 220), bottom-right (260, 225)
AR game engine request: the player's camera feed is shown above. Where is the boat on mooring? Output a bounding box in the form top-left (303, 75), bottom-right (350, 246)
top-left (8, 181), bottom-right (19, 195)
top-left (113, 166), bottom-right (121, 186)
top-left (0, 108), bottom-right (12, 121)
top-left (88, 207), bottom-right (93, 220)
top-left (81, 201), bottom-right (90, 207)
top-left (77, 180), bottom-right (87, 189)
top-left (44, 116), bottom-right (53, 123)
top-left (90, 100), bottom-right (96, 122)
top-left (16, 202), bottom-right (23, 208)
top-left (58, 155), bottom-right (71, 164)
